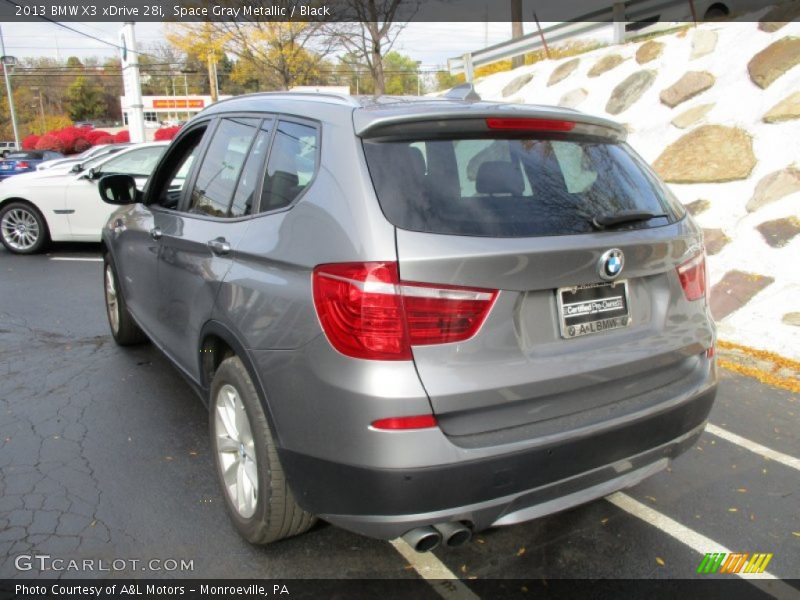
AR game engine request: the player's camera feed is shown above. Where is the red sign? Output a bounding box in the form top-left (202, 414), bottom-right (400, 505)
top-left (152, 99), bottom-right (205, 109)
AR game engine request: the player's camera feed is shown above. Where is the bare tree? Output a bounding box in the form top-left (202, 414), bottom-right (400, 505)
top-left (326, 0), bottom-right (416, 96)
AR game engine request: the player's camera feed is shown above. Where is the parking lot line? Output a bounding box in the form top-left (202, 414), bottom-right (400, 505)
top-left (606, 492), bottom-right (800, 599)
top-left (48, 256), bottom-right (103, 262)
top-left (706, 424), bottom-right (800, 473)
top-left (389, 538), bottom-right (480, 600)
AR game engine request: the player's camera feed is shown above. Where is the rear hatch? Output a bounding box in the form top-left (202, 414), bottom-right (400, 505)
top-left (359, 105), bottom-right (714, 441)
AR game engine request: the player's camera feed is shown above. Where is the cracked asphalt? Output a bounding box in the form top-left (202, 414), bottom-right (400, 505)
top-left (1, 243), bottom-right (798, 589)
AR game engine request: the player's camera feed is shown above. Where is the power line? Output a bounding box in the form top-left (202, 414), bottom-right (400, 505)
top-left (2, 0), bottom-right (160, 60)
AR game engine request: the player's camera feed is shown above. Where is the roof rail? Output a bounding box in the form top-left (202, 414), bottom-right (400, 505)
top-left (443, 83), bottom-right (482, 102)
top-left (210, 91), bottom-right (361, 108)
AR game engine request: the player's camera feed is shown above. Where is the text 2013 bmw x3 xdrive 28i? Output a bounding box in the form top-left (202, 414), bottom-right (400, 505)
top-left (98, 89), bottom-right (716, 552)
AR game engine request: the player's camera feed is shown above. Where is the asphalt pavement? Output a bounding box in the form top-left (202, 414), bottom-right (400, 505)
top-left (0, 243), bottom-right (798, 594)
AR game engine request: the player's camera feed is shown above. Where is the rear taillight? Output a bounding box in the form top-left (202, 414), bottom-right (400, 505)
top-left (371, 415), bottom-right (438, 430)
top-left (486, 117), bottom-right (576, 132)
top-left (312, 262), bottom-right (497, 361)
top-left (16, 161), bottom-right (30, 169)
top-left (677, 253), bottom-right (707, 301)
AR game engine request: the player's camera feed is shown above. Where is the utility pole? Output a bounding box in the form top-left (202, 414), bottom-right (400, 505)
top-left (0, 26), bottom-right (21, 150)
top-left (31, 86), bottom-right (45, 133)
top-left (120, 23), bottom-right (146, 143)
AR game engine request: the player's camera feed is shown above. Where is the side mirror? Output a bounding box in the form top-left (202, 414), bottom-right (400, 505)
top-left (71, 163), bottom-right (83, 173)
top-left (98, 174), bottom-right (140, 205)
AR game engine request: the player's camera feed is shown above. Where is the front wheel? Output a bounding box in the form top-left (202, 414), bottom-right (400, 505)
top-left (210, 356), bottom-right (316, 545)
top-left (103, 255), bottom-right (147, 345)
top-left (0, 201), bottom-right (48, 254)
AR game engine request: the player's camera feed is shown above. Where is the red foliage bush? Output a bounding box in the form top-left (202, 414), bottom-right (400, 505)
top-left (56, 127), bottom-right (82, 154)
top-left (154, 126), bottom-right (181, 141)
top-left (35, 134), bottom-right (65, 153)
top-left (85, 130), bottom-right (111, 144)
top-left (113, 130), bottom-right (130, 143)
top-left (22, 134), bottom-right (40, 150)
top-left (73, 137), bottom-right (92, 154)
top-left (94, 135), bottom-right (114, 145)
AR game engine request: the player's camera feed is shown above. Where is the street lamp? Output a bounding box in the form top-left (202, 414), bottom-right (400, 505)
top-left (415, 60), bottom-right (422, 96)
top-left (0, 24), bottom-right (21, 149)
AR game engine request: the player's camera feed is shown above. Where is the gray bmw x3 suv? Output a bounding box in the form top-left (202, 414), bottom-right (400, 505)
top-left (98, 90), bottom-right (716, 551)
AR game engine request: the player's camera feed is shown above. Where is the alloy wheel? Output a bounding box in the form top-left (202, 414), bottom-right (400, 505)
top-left (214, 383), bottom-right (259, 518)
top-left (1, 207), bottom-right (40, 251)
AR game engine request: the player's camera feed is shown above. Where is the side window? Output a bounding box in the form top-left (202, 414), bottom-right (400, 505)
top-left (189, 118), bottom-right (259, 217)
top-left (260, 120), bottom-right (319, 213)
top-left (229, 119), bottom-right (272, 218)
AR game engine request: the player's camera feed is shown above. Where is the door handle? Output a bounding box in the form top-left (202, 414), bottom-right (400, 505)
top-left (207, 237), bottom-right (231, 256)
top-left (149, 227), bottom-right (162, 240)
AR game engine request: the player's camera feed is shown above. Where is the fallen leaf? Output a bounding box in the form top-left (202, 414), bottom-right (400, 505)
top-left (762, 468), bottom-right (768, 475)
top-left (403, 565), bottom-right (413, 570)
top-left (165, 456), bottom-right (173, 461)
top-left (90, 520), bottom-right (97, 527)
top-left (517, 547), bottom-right (526, 556)
top-left (521, 586), bottom-right (529, 592)
top-left (737, 488), bottom-right (747, 493)
top-left (467, 576), bottom-right (477, 580)
top-left (750, 514), bottom-right (756, 522)
top-left (656, 557), bottom-right (665, 566)
top-left (728, 508), bottom-right (738, 512)
top-left (460, 565), bottom-right (468, 573)
top-left (645, 495), bottom-right (657, 503)
top-left (477, 538), bottom-right (485, 544)
top-left (601, 517), bottom-right (609, 525)
top-left (189, 450), bottom-right (198, 456)
top-left (791, 531), bottom-right (800, 537)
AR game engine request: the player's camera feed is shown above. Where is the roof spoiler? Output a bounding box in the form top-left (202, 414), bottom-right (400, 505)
top-left (443, 83), bottom-right (481, 102)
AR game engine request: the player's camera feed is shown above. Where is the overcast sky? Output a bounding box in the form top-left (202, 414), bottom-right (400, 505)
top-left (0, 21), bottom-right (548, 69)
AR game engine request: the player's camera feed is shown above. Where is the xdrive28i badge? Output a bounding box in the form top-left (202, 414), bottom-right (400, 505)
top-left (598, 248), bottom-right (625, 281)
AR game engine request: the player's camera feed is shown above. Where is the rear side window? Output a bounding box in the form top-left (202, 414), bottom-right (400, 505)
top-left (260, 120), bottom-right (318, 213)
top-left (363, 137), bottom-right (680, 237)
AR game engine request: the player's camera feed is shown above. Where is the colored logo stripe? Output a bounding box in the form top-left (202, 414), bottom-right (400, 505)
top-left (697, 552), bottom-right (773, 574)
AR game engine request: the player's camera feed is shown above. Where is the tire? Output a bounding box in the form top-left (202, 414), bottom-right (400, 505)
top-left (0, 201), bottom-right (48, 254)
top-left (210, 356), bottom-right (316, 545)
top-left (103, 254), bottom-right (147, 345)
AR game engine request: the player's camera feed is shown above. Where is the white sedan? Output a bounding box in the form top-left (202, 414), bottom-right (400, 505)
top-left (0, 142), bottom-right (167, 254)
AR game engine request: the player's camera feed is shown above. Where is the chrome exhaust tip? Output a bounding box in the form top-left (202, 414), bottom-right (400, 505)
top-left (433, 521), bottom-right (472, 548)
top-left (402, 526), bottom-right (442, 553)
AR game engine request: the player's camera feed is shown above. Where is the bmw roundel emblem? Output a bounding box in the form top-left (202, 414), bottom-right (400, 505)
top-left (598, 248), bottom-right (625, 281)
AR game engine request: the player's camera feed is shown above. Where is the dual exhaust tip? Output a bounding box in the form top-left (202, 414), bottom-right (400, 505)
top-left (402, 522), bottom-right (472, 553)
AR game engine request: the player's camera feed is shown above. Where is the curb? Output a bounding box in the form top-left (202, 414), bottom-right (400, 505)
top-left (717, 340), bottom-right (800, 393)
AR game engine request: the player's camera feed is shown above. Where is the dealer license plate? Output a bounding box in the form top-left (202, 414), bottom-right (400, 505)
top-left (557, 281), bottom-right (631, 339)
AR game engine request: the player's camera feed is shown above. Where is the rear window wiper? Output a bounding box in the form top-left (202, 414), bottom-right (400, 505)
top-left (591, 209), bottom-right (669, 230)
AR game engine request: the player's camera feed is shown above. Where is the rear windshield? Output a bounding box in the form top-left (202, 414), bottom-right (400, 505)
top-left (6, 152), bottom-right (42, 160)
top-left (362, 137), bottom-right (683, 237)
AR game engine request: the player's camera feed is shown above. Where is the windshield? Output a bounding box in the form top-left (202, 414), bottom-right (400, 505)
top-left (363, 137), bottom-right (683, 238)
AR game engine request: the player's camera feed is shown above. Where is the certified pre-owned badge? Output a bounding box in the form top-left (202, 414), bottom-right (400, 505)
top-left (598, 248), bottom-right (624, 281)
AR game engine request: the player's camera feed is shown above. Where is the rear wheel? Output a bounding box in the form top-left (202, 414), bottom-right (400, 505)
top-left (0, 201), bottom-right (48, 254)
top-left (210, 356), bottom-right (316, 544)
top-left (103, 255), bottom-right (147, 345)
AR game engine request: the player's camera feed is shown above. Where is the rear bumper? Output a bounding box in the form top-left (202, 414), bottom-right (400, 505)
top-left (280, 385), bottom-right (716, 539)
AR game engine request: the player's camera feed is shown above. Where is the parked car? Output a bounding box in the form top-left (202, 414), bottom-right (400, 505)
top-left (0, 150), bottom-right (64, 180)
top-left (37, 143), bottom-right (131, 172)
top-left (0, 142), bottom-right (167, 253)
top-left (0, 141), bottom-right (18, 158)
top-left (98, 91), bottom-right (717, 551)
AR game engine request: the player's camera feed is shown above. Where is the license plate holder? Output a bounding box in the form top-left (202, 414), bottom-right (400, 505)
top-left (557, 281), bottom-right (631, 339)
